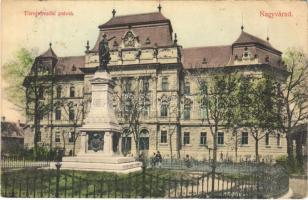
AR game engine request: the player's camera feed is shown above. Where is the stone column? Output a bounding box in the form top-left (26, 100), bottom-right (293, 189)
top-left (103, 132), bottom-right (114, 156)
top-left (118, 134), bottom-right (122, 155)
top-left (78, 132), bottom-right (87, 155)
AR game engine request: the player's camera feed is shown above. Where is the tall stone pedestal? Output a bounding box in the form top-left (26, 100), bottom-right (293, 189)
top-left (60, 70), bottom-right (142, 173)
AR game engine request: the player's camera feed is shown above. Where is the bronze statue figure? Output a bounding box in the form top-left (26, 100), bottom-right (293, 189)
top-left (98, 34), bottom-right (111, 71)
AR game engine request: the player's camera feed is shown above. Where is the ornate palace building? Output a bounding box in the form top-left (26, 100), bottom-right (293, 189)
top-left (24, 7), bottom-right (287, 161)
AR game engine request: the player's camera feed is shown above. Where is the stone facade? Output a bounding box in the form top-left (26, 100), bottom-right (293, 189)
top-left (23, 11), bottom-right (287, 161)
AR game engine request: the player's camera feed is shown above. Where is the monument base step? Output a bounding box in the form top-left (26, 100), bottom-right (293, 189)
top-left (51, 155), bottom-right (142, 173)
top-left (63, 155), bottom-right (136, 164)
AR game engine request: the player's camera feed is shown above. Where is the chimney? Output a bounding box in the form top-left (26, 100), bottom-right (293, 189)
top-left (2, 116), bottom-right (5, 122)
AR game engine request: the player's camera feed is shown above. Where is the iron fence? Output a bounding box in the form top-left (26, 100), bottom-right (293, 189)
top-left (144, 158), bottom-right (279, 174)
top-left (1, 163), bottom-right (289, 198)
top-left (1, 156), bottom-right (50, 169)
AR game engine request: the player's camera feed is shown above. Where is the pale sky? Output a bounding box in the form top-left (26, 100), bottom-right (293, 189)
top-left (1, 0), bottom-right (307, 122)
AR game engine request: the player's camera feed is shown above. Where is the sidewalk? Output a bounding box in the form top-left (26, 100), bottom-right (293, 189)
top-left (289, 176), bottom-right (308, 199)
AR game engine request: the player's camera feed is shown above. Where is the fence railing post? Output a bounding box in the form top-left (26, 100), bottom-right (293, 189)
top-left (55, 162), bottom-right (62, 198)
top-left (141, 165), bottom-right (146, 198)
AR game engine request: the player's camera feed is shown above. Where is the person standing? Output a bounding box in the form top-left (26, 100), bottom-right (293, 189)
top-left (156, 151), bottom-right (162, 168)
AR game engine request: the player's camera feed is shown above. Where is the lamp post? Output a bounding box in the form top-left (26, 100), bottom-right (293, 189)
top-left (55, 161), bottom-right (62, 197)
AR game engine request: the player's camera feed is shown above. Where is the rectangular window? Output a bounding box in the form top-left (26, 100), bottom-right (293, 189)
top-left (217, 132), bottom-right (224, 145)
top-left (69, 108), bottom-right (75, 121)
top-left (277, 134), bottom-right (281, 146)
top-left (56, 87), bottom-right (61, 98)
top-left (55, 108), bottom-right (61, 120)
top-left (124, 79), bottom-right (132, 93)
top-left (184, 82), bottom-right (190, 95)
top-left (162, 77), bottom-right (169, 91)
top-left (200, 108), bottom-right (207, 119)
top-left (161, 131), bottom-right (167, 143)
top-left (265, 133), bottom-right (269, 145)
top-left (241, 132), bottom-right (248, 145)
top-left (142, 77), bottom-right (149, 92)
top-left (124, 100), bottom-right (132, 113)
top-left (37, 131), bottom-right (41, 142)
top-left (200, 132), bottom-right (207, 145)
top-left (70, 86), bottom-right (75, 97)
top-left (68, 132), bottom-right (75, 143)
top-left (200, 97), bottom-right (208, 119)
top-left (142, 104), bottom-right (150, 118)
top-left (161, 104), bottom-right (168, 117)
top-left (183, 105), bottom-right (191, 120)
top-left (183, 132), bottom-right (190, 145)
top-left (55, 132), bottom-right (61, 143)
top-left (200, 81), bottom-right (208, 95)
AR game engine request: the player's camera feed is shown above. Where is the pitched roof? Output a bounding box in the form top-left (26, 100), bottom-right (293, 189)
top-left (54, 56), bottom-right (85, 75)
top-left (91, 25), bottom-right (173, 51)
top-left (99, 12), bottom-right (170, 29)
top-left (38, 47), bottom-right (57, 58)
top-left (233, 31), bottom-right (276, 50)
top-left (92, 12), bottom-right (173, 51)
top-left (182, 46), bottom-right (232, 69)
top-left (1, 121), bottom-right (24, 138)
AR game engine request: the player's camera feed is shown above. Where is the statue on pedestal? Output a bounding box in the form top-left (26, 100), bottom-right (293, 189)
top-left (98, 34), bottom-right (115, 71)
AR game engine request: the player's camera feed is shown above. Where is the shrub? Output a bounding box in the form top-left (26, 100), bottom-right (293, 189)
top-left (275, 155), bottom-right (304, 174)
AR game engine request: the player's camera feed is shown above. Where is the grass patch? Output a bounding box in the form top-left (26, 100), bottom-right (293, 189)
top-left (1, 168), bottom-right (187, 198)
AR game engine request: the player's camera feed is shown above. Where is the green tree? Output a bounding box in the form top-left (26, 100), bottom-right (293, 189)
top-left (23, 47), bottom-right (58, 156)
top-left (279, 48), bottom-right (308, 165)
top-left (115, 76), bottom-right (151, 157)
top-left (235, 75), bottom-right (281, 163)
top-left (2, 48), bottom-right (35, 113)
top-left (190, 70), bottom-right (238, 191)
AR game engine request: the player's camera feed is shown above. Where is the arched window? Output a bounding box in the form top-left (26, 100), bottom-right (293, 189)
top-left (122, 129), bottom-right (131, 155)
top-left (139, 129), bottom-right (149, 150)
top-left (56, 86), bottom-right (62, 98)
top-left (70, 86), bottom-right (75, 97)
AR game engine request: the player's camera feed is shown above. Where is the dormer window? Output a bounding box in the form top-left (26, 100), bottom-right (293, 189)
top-left (242, 49), bottom-right (252, 60)
top-left (123, 31), bottom-right (136, 48)
top-left (72, 65), bottom-right (76, 71)
top-left (202, 57), bottom-right (207, 64)
top-left (145, 37), bottom-right (151, 45)
top-left (113, 41), bottom-right (119, 47)
top-left (265, 56), bottom-right (270, 63)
